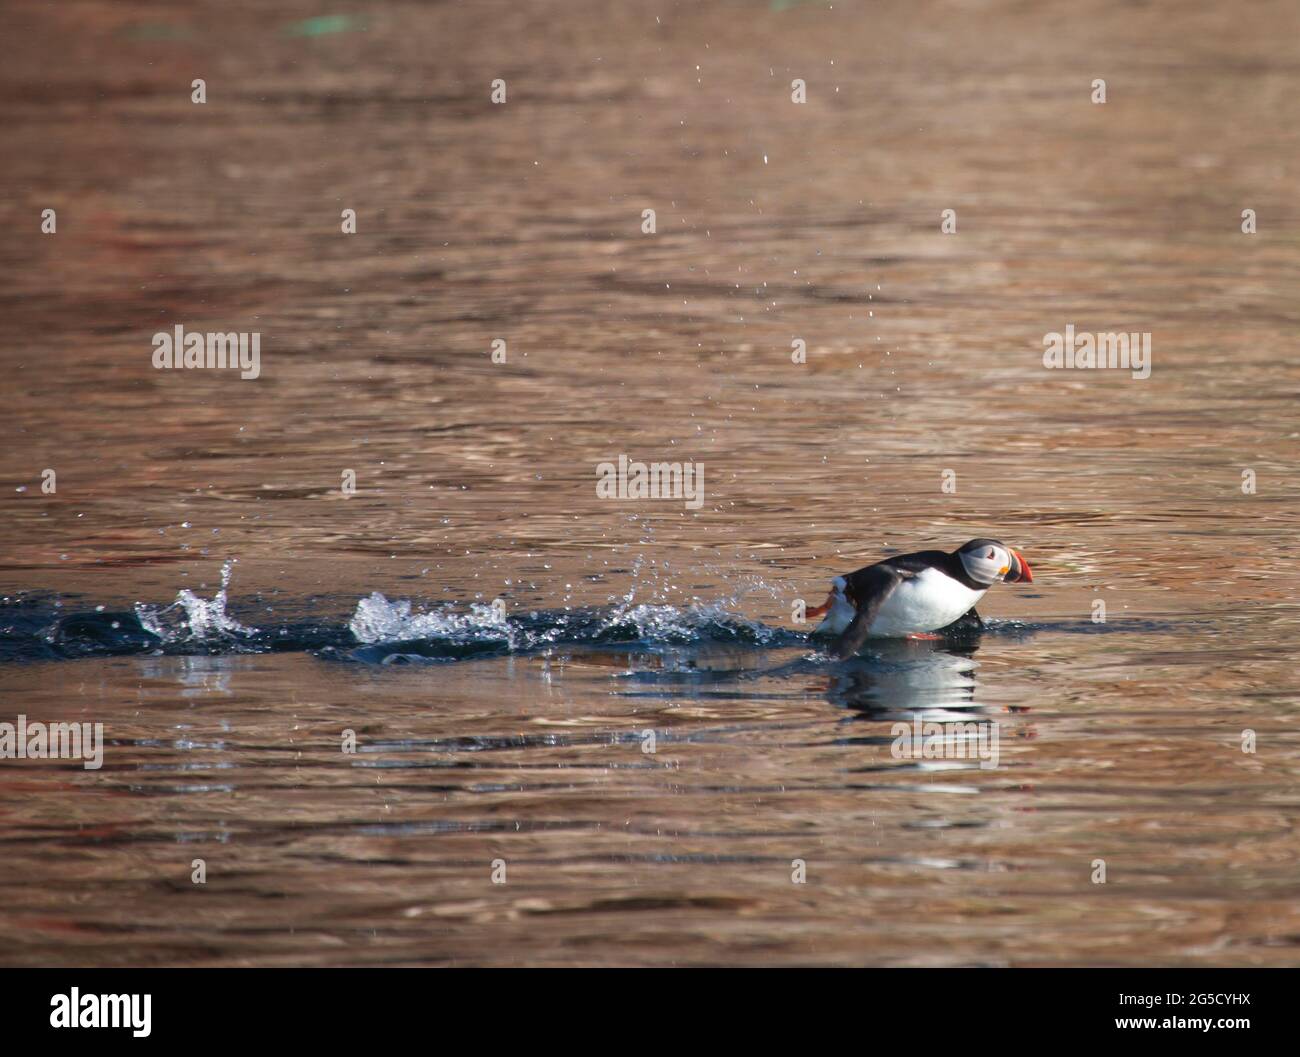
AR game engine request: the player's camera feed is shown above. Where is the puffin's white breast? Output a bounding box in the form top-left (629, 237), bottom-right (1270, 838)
top-left (816, 569), bottom-right (985, 639)
top-left (868, 568), bottom-right (984, 636)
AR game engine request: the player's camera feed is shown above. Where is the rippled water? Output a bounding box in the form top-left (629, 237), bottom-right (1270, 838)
top-left (2, 1), bottom-right (1300, 966)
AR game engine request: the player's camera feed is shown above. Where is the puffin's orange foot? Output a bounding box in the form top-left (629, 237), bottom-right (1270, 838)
top-left (906, 632), bottom-right (944, 641)
top-left (804, 589), bottom-right (835, 621)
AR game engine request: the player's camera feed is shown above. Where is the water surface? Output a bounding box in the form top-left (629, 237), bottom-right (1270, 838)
top-left (2, 0), bottom-right (1299, 966)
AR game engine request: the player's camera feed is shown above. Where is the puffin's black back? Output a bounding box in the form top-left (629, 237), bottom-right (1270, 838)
top-left (845, 547), bottom-right (987, 598)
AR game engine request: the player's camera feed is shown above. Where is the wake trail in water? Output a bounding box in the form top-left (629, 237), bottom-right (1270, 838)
top-left (0, 560), bottom-right (1173, 665)
top-left (1, 560), bottom-right (806, 664)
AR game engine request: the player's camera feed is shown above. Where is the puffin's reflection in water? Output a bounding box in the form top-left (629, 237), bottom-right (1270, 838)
top-left (823, 632), bottom-right (1039, 772)
top-left (824, 637), bottom-right (983, 720)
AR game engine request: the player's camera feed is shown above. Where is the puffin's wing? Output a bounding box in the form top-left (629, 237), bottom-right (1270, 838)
top-left (830, 564), bottom-right (909, 659)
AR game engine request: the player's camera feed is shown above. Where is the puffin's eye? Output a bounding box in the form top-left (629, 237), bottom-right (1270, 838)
top-left (987, 549), bottom-right (995, 558)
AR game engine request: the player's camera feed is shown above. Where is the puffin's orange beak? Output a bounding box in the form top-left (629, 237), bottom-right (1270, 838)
top-left (1006, 549), bottom-right (1033, 583)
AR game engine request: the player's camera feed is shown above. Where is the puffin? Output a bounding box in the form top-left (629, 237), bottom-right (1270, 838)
top-left (804, 539), bottom-right (1033, 658)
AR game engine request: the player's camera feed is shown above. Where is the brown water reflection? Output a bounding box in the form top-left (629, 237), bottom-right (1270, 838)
top-left (2, 1), bottom-right (1299, 966)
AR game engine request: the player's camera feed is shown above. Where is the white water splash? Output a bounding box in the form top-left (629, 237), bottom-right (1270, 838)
top-left (349, 592), bottom-right (512, 646)
top-left (135, 560), bottom-right (257, 643)
top-left (603, 601), bottom-right (779, 645)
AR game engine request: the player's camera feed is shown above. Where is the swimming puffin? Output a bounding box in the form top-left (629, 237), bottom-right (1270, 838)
top-left (804, 539), bottom-right (1033, 658)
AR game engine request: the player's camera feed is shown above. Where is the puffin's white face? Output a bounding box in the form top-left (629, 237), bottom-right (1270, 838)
top-left (958, 541), bottom-right (1015, 586)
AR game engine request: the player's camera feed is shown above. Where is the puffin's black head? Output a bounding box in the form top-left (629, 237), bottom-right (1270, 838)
top-left (955, 538), bottom-right (1033, 586)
